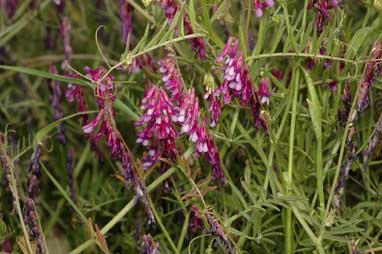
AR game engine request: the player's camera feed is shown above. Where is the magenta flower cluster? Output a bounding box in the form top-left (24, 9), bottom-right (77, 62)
top-left (136, 51), bottom-right (226, 183)
top-left (207, 37), bottom-right (269, 132)
top-left (308, 0), bottom-right (341, 34)
top-left (79, 66), bottom-right (155, 225)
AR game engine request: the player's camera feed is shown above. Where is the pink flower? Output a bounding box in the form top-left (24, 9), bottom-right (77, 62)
top-left (177, 89), bottom-right (199, 140)
top-left (158, 52), bottom-right (184, 103)
top-left (213, 37), bottom-right (269, 132)
top-left (254, 0), bottom-right (274, 17)
top-left (195, 120), bottom-right (226, 184)
top-left (135, 85), bottom-right (178, 169)
top-left (204, 89), bottom-right (221, 128)
top-left (258, 77), bottom-right (272, 105)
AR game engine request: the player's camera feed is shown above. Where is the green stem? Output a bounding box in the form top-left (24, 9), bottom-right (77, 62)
top-left (285, 68), bottom-right (300, 254)
top-left (246, 52), bottom-right (358, 64)
top-left (149, 197), bottom-right (179, 254)
top-left (40, 163), bottom-right (88, 223)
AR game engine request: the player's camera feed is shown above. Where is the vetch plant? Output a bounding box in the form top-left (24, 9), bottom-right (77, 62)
top-left (2, 1), bottom-right (382, 254)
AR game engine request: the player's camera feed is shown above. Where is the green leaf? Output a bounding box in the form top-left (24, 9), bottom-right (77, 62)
top-left (35, 111), bottom-right (96, 144)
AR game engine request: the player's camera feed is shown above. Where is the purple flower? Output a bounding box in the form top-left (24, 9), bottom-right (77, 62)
top-left (258, 77), bottom-right (272, 105)
top-left (0, 0), bottom-right (19, 20)
top-left (254, 0), bottom-right (274, 18)
top-left (214, 37), bottom-right (269, 132)
top-left (27, 146), bottom-right (42, 201)
top-left (271, 68), bottom-right (284, 81)
top-left (363, 115), bottom-right (382, 168)
top-left (65, 79), bottom-right (88, 125)
top-left (158, 52), bottom-right (184, 103)
top-left (142, 234), bottom-right (160, 254)
top-left (327, 81), bottom-right (337, 93)
top-left (204, 88), bottom-right (221, 128)
top-left (357, 41), bottom-right (382, 114)
top-left (177, 89), bottom-right (199, 140)
top-left (119, 0), bottom-right (133, 45)
top-left (48, 65), bottom-right (66, 145)
top-left (195, 120), bottom-right (226, 184)
top-left (23, 198), bottom-right (45, 254)
top-left (67, 148), bottom-right (76, 202)
top-left (184, 17), bottom-right (206, 59)
top-left (135, 85), bottom-right (178, 169)
top-left (2, 238), bottom-right (12, 254)
top-left (23, 146), bottom-right (45, 254)
top-left (82, 67), bottom-right (154, 224)
top-left (308, 0), bottom-right (340, 34)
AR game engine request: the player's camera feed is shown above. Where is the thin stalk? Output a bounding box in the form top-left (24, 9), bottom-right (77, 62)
top-left (0, 136), bottom-right (33, 254)
top-left (149, 197), bottom-right (179, 254)
top-left (40, 163), bottom-right (87, 223)
top-left (285, 68), bottom-right (300, 254)
top-left (69, 167), bottom-right (177, 254)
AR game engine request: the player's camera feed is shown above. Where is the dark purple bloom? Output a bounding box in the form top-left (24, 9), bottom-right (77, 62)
top-left (134, 178), bottom-right (155, 226)
top-left (327, 81), bottom-right (337, 93)
top-left (206, 213), bottom-right (233, 253)
top-left (184, 17), bottom-right (206, 59)
top-left (1, 238), bottom-right (12, 254)
top-left (23, 146), bottom-right (45, 254)
top-left (363, 114), bottom-right (382, 168)
top-left (333, 127), bottom-right (355, 208)
top-left (23, 198), bottom-right (45, 254)
top-left (142, 234), bottom-right (160, 254)
top-left (0, 0), bottom-right (19, 20)
top-left (119, 0), bottom-right (133, 45)
top-left (254, 0), bottom-right (274, 17)
top-left (48, 65), bottom-right (67, 145)
top-left (338, 81), bottom-right (351, 124)
top-left (60, 17), bottom-right (73, 70)
top-left (27, 146), bottom-right (42, 201)
top-left (357, 41), bottom-right (382, 114)
top-left (308, 0), bottom-right (340, 34)
top-left (271, 68), bottom-right (284, 81)
top-left (67, 148), bottom-right (76, 202)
